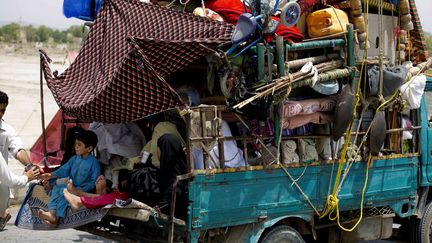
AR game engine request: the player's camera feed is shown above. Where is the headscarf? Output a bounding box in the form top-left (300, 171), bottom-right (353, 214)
top-left (144, 122), bottom-right (185, 167)
top-left (157, 134), bottom-right (187, 175)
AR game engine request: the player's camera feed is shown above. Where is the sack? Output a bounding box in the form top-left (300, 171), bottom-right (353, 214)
top-left (400, 74), bottom-right (426, 109)
top-left (367, 65), bottom-right (408, 98)
top-left (127, 165), bottom-right (160, 205)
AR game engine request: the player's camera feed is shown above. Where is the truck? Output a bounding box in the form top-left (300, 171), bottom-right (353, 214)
top-left (76, 82), bottom-right (432, 243)
top-left (27, 0), bottom-right (432, 242)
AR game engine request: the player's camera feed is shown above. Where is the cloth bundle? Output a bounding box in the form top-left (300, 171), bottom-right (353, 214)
top-left (205, 0), bottom-right (304, 42)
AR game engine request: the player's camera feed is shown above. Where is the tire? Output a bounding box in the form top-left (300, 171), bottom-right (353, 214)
top-left (259, 225), bottom-right (305, 243)
top-left (419, 202), bottom-right (432, 243)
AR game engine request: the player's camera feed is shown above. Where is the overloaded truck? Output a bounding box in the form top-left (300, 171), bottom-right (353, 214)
top-left (25, 0), bottom-right (432, 242)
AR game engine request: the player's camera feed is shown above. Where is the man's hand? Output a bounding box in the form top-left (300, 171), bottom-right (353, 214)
top-left (25, 163), bottom-right (44, 173)
top-left (25, 167), bottom-right (40, 181)
top-left (39, 173), bottom-right (53, 181)
top-left (41, 179), bottom-right (52, 191)
top-left (35, 165), bottom-right (45, 174)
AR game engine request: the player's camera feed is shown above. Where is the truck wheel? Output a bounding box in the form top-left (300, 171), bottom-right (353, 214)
top-left (259, 225), bottom-right (305, 243)
top-left (419, 202), bottom-right (432, 243)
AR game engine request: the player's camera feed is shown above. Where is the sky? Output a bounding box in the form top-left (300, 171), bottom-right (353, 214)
top-left (416, 1), bottom-right (432, 33)
top-left (0, 0), bottom-right (83, 30)
top-left (0, 0), bottom-right (431, 32)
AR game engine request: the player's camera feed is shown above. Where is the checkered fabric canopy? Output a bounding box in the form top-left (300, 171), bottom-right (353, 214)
top-left (41, 0), bottom-right (233, 123)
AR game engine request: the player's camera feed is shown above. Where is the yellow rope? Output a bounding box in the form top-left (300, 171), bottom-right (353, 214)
top-left (321, 80), bottom-right (398, 232)
top-left (320, 0), bottom-right (371, 230)
top-left (320, 61), bottom-right (365, 220)
top-left (325, 86), bottom-right (397, 229)
top-left (332, 155), bottom-right (372, 231)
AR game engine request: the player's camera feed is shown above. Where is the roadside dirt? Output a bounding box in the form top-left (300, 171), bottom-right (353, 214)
top-left (0, 51), bottom-right (70, 149)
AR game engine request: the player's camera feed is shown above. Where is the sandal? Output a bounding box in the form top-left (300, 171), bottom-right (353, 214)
top-left (0, 213), bottom-right (11, 231)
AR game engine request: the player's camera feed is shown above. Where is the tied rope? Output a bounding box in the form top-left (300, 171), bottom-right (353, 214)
top-left (319, 0), bottom-right (372, 232)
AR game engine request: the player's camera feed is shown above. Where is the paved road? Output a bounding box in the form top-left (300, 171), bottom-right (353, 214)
top-left (0, 53), bottom-right (60, 204)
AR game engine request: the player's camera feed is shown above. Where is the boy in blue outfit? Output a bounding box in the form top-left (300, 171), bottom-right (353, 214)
top-left (39, 130), bottom-right (101, 225)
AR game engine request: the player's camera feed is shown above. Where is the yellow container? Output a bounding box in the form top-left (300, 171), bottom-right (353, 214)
top-left (306, 8), bottom-right (349, 38)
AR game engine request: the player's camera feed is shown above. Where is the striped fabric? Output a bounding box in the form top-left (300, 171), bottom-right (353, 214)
top-left (41, 0), bottom-right (234, 123)
top-left (409, 0), bottom-right (429, 62)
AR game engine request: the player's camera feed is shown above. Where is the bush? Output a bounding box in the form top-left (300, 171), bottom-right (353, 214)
top-left (0, 23), bottom-right (86, 44)
top-left (425, 33), bottom-right (432, 53)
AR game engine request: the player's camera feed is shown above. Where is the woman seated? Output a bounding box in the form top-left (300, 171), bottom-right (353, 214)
top-left (63, 175), bottom-right (128, 211)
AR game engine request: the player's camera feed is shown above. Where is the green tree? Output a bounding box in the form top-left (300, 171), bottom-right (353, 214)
top-left (23, 25), bottom-right (38, 42)
top-left (52, 29), bottom-right (67, 43)
top-left (67, 25), bottom-right (85, 38)
top-left (36, 25), bottom-right (52, 42)
top-left (425, 33), bottom-right (432, 53)
top-left (0, 23), bottom-right (20, 42)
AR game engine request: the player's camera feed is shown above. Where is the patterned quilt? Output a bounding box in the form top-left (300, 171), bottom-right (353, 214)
top-left (15, 184), bottom-right (104, 230)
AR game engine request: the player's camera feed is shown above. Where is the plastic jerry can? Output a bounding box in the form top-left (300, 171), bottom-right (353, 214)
top-left (306, 8), bottom-right (349, 38)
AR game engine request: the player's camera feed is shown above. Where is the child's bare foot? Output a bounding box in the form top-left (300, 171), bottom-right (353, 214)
top-left (63, 189), bottom-right (82, 212)
top-left (41, 218), bottom-right (58, 226)
top-left (38, 210), bottom-right (58, 225)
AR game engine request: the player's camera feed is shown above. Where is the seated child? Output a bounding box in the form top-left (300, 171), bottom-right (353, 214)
top-left (38, 130), bottom-right (101, 225)
top-left (63, 174), bottom-right (128, 210)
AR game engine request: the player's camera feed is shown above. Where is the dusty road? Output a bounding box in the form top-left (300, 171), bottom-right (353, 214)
top-left (0, 53), bottom-right (58, 149)
top-left (2, 206), bottom-right (114, 243)
top-left (0, 52), bottom-right (116, 242)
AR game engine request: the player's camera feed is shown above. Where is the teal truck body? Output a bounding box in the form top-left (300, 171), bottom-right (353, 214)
top-left (81, 78), bottom-right (432, 242)
top-left (188, 156), bottom-right (418, 241)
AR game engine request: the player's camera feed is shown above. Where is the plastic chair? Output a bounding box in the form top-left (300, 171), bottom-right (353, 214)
top-left (226, 13), bottom-right (263, 57)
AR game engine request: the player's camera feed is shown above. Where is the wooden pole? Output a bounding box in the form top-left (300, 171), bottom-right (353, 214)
top-left (39, 53), bottom-right (47, 161)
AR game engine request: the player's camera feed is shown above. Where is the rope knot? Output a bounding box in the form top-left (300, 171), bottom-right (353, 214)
top-left (328, 195), bottom-right (338, 207)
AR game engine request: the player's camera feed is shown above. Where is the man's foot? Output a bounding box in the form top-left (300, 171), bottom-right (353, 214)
top-left (38, 210), bottom-right (58, 225)
top-left (63, 189), bottom-right (82, 212)
top-left (0, 213), bottom-right (11, 231)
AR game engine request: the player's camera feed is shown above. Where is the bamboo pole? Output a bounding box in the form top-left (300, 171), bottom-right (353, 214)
top-left (291, 68), bottom-right (352, 89)
top-left (234, 60), bottom-right (345, 109)
top-left (256, 60), bottom-right (344, 91)
top-left (406, 58), bottom-right (432, 80)
top-left (285, 53), bottom-right (340, 70)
